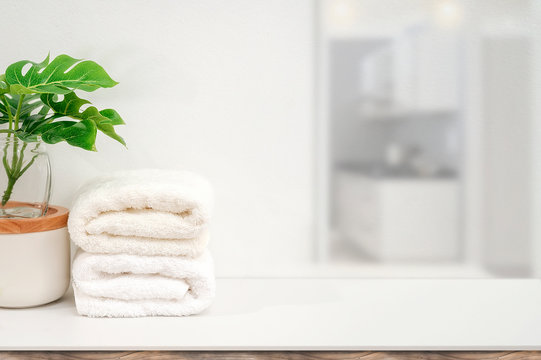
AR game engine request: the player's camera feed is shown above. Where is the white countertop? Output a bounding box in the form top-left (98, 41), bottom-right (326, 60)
top-left (1, 278), bottom-right (541, 350)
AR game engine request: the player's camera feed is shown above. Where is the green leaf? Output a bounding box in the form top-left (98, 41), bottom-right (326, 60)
top-left (17, 94), bottom-right (44, 118)
top-left (5, 54), bottom-right (118, 95)
top-left (15, 128), bottom-right (40, 142)
top-left (99, 108), bottom-right (125, 125)
top-left (82, 107), bottom-right (126, 146)
top-left (0, 95), bottom-right (15, 121)
top-left (40, 119), bottom-right (97, 151)
top-left (41, 92), bottom-right (90, 118)
top-left (0, 94), bottom-right (45, 124)
top-left (20, 114), bottom-right (52, 134)
top-left (41, 92), bottom-right (126, 146)
top-left (0, 98), bottom-right (10, 124)
top-left (38, 104), bottom-right (51, 116)
top-left (0, 75), bottom-right (9, 95)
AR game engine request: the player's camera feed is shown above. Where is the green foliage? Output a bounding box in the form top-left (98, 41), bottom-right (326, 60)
top-left (0, 94), bottom-right (43, 124)
top-left (40, 120), bottom-right (97, 151)
top-left (1, 54), bottom-right (125, 150)
top-left (0, 53), bottom-right (126, 205)
top-left (0, 75), bottom-right (9, 95)
top-left (40, 92), bottom-right (125, 147)
top-left (5, 54), bottom-right (118, 95)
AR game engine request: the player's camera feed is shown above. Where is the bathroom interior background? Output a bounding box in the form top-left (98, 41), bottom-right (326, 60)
top-left (2, 0), bottom-right (540, 278)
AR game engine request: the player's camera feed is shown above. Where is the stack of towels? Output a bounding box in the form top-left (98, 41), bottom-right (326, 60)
top-left (68, 169), bottom-right (215, 317)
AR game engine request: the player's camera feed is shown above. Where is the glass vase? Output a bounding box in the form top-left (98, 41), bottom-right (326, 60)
top-left (0, 134), bottom-right (51, 218)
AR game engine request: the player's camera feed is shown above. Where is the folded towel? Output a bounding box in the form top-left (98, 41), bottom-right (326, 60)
top-left (68, 169), bottom-right (213, 257)
top-left (72, 249), bottom-right (215, 317)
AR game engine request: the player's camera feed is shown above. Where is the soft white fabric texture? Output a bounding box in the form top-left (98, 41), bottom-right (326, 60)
top-left (72, 249), bottom-right (215, 317)
top-left (68, 169), bottom-right (213, 257)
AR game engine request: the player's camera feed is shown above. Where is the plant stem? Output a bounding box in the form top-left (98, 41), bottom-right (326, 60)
top-left (2, 176), bottom-right (16, 206)
top-left (18, 151), bottom-right (38, 176)
top-left (0, 95), bottom-right (13, 130)
top-left (0, 95), bottom-right (44, 207)
top-left (14, 95), bottom-right (24, 130)
top-left (15, 142), bottom-right (27, 173)
top-left (10, 138), bottom-right (18, 177)
top-left (0, 95), bottom-right (27, 205)
top-left (2, 136), bottom-right (16, 206)
top-left (0, 141), bottom-right (39, 206)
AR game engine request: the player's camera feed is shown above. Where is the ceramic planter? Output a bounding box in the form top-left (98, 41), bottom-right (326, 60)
top-left (0, 204), bottom-right (70, 308)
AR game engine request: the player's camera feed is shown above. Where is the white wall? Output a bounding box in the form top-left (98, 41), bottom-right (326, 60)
top-left (0, 0), bottom-right (315, 276)
top-left (482, 36), bottom-right (532, 275)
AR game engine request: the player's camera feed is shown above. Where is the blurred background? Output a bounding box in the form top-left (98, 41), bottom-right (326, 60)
top-left (1, 0), bottom-right (540, 278)
top-left (319, 0), bottom-right (541, 278)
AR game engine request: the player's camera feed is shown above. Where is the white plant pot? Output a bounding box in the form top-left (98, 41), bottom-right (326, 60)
top-left (0, 205), bottom-right (70, 308)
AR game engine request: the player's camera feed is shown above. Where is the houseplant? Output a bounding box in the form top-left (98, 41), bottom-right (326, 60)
top-left (0, 54), bottom-right (125, 307)
top-left (0, 53), bottom-right (125, 218)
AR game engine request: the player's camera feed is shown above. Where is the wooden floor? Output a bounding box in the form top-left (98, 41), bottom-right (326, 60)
top-left (1, 352), bottom-right (541, 360)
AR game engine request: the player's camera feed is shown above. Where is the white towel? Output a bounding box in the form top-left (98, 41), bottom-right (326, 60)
top-left (68, 169), bottom-right (213, 257)
top-left (72, 249), bottom-right (215, 317)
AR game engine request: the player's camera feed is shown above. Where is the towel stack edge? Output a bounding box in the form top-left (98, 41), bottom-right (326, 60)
top-left (69, 169), bottom-right (215, 318)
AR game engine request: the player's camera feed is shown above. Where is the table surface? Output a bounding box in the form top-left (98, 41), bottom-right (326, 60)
top-left (2, 278), bottom-right (541, 350)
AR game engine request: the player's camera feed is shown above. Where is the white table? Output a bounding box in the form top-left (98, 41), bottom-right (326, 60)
top-left (1, 278), bottom-right (541, 350)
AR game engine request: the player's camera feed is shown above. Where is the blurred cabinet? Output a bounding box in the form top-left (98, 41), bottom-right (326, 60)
top-left (393, 26), bottom-right (460, 112)
top-left (360, 46), bottom-right (393, 101)
top-left (360, 26), bottom-right (460, 114)
top-left (336, 170), bottom-right (459, 261)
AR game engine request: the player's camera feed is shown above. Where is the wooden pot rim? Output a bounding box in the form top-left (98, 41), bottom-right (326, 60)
top-left (0, 202), bottom-right (69, 234)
